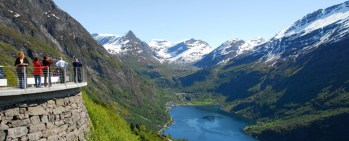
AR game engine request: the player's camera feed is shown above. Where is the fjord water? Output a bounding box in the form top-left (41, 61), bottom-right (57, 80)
top-left (163, 106), bottom-right (258, 141)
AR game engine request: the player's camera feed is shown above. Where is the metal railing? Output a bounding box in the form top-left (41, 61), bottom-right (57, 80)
top-left (0, 66), bottom-right (87, 93)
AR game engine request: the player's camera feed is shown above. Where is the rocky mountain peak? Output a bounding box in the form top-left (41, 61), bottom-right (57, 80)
top-left (125, 30), bottom-right (137, 40)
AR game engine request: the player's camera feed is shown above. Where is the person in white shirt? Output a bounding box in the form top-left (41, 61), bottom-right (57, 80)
top-left (55, 57), bottom-right (68, 83)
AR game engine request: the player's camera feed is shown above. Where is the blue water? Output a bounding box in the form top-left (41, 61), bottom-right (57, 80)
top-left (163, 105), bottom-right (258, 141)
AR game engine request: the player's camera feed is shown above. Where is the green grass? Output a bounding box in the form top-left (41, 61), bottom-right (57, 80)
top-left (188, 101), bottom-right (214, 105)
top-left (83, 92), bottom-right (139, 141)
top-left (244, 108), bottom-right (349, 136)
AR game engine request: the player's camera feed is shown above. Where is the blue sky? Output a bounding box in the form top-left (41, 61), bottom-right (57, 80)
top-left (54, 0), bottom-right (347, 47)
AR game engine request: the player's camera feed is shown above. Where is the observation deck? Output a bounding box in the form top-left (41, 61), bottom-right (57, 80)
top-left (0, 66), bottom-right (87, 97)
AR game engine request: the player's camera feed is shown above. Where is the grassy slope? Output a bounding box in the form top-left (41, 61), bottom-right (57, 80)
top-left (83, 92), bottom-right (171, 141)
top-left (83, 92), bottom-right (139, 141)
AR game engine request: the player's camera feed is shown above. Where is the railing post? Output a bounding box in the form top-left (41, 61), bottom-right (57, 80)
top-left (24, 66), bottom-right (27, 94)
top-left (64, 67), bottom-right (67, 88)
top-left (82, 67), bottom-right (85, 83)
top-left (84, 67), bottom-right (86, 83)
top-left (48, 67), bottom-right (50, 91)
top-left (75, 67), bottom-right (78, 86)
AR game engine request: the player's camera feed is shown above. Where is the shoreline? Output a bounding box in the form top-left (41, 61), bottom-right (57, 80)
top-left (158, 116), bottom-right (173, 134)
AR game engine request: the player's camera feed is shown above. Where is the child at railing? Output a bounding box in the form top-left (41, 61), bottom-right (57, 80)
top-left (14, 51), bottom-right (29, 89)
top-left (33, 57), bottom-right (45, 88)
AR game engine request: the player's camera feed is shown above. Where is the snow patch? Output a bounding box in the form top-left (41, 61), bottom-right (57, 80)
top-left (52, 14), bottom-right (59, 19)
top-left (97, 33), bottom-right (119, 37)
top-left (104, 44), bottom-right (122, 54)
top-left (14, 13), bottom-right (20, 18)
top-left (265, 53), bottom-right (281, 63)
top-left (123, 40), bottom-right (130, 44)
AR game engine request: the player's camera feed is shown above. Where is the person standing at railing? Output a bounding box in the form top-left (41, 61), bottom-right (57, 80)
top-left (42, 56), bottom-right (52, 87)
top-left (14, 51), bottom-right (29, 89)
top-left (33, 57), bottom-right (45, 88)
top-left (72, 58), bottom-right (82, 83)
top-left (55, 57), bottom-right (68, 83)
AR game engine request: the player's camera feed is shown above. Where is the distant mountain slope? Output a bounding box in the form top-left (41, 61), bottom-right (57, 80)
top-left (255, 1), bottom-right (349, 66)
top-left (164, 38), bottom-right (213, 64)
top-left (179, 1), bottom-right (349, 141)
top-left (195, 37), bottom-right (265, 68)
top-left (0, 0), bottom-right (168, 131)
top-left (91, 33), bottom-right (121, 53)
top-left (148, 39), bottom-right (177, 63)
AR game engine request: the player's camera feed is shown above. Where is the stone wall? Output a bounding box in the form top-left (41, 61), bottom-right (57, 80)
top-left (0, 89), bottom-right (90, 141)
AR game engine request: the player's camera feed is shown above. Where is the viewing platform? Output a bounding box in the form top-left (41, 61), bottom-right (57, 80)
top-left (0, 82), bottom-right (87, 96)
top-left (0, 66), bottom-right (87, 97)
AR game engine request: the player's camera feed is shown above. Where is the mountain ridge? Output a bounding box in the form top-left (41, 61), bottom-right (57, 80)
top-left (194, 37), bottom-right (265, 68)
top-left (93, 33), bottom-right (213, 65)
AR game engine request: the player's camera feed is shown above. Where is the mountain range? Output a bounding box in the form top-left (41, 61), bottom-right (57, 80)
top-left (93, 33), bottom-right (214, 65)
top-left (92, 1), bottom-right (349, 71)
top-left (92, 33), bottom-right (269, 68)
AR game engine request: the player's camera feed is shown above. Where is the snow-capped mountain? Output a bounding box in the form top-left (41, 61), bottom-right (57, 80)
top-left (168, 39), bottom-right (213, 64)
top-left (148, 39), bottom-right (177, 63)
top-left (275, 2), bottom-right (349, 39)
top-left (148, 39), bottom-right (213, 64)
top-left (92, 31), bottom-right (158, 65)
top-left (148, 38), bottom-right (213, 64)
top-left (92, 31), bottom-right (150, 55)
top-left (194, 37), bottom-right (265, 68)
top-left (255, 1), bottom-right (349, 65)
